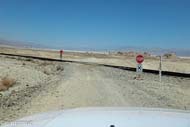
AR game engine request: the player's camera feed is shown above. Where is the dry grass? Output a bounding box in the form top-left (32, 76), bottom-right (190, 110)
top-left (0, 77), bottom-right (16, 91)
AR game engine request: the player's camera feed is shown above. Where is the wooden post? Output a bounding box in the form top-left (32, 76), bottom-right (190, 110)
top-left (159, 56), bottom-right (162, 82)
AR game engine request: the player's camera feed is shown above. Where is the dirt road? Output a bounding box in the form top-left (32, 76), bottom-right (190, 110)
top-left (0, 56), bottom-right (190, 125)
top-left (23, 63), bottom-right (128, 115)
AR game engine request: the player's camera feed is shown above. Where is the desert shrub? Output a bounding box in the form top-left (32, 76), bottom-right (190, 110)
top-left (1, 77), bottom-right (16, 87)
top-left (16, 57), bottom-right (22, 60)
top-left (56, 65), bottom-right (64, 71)
top-left (43, 70), bottom-right (51, 75)
top-left (0, 77), bottom-right (16, 91)
top-left (163, 53), bottom-right (177, 59)
top-left (117, 51), bottom-right (123, 55)
top-left (143, 52), bottom-right (151, 57)
top-left (25, 58), bottom-right (33, 61)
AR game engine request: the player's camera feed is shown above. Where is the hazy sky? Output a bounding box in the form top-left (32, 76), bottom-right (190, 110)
top-left (0, 0), bottom-right (190, 50)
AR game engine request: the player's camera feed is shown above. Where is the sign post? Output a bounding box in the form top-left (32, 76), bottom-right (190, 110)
top-left (159, 56), bottom-right (162, 82)
top-left (136, 54), bottom-right (144, 80)
top-left (60, 50), bottom-right (64, 59)
top-left (136, 64), bottom-right (143, 73)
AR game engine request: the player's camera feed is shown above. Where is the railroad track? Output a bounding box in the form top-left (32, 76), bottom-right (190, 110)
top-left (0, 52), bottom-right (189, 78)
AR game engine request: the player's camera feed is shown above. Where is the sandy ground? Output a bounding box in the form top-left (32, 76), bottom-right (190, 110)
top-left (0, 55), bottom-right (190, 125)
top-left (0, 46), bottom-right (190, 73)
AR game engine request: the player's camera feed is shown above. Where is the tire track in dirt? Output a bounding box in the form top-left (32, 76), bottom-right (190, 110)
top-left (22, 63), bottom-right (131, 116)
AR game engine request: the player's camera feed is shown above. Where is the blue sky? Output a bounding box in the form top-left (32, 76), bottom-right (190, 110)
top-left (0, 0), bottom-right (190, 50)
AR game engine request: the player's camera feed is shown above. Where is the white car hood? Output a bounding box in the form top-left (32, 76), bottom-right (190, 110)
top-left (1, 107), bottom-right (190, 127)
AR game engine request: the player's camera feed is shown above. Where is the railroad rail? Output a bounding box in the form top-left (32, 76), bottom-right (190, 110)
top-left (0, 53), bottom-right (189, 78)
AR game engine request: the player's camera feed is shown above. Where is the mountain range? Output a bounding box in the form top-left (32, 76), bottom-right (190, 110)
top-left (0, 39), bottom-right (189, 57)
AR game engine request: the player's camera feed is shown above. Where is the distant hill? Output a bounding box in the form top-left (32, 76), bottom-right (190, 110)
top-left (144, 48), bottom-right (190, 57)
top-left (0, 39), bottom-right (30, 47)
top-left (0, 39), bottom-right (48, 49)
top-left (115, 46), bottom-right (190, 57)
top-left (0, 39), bottom-right (189, 57)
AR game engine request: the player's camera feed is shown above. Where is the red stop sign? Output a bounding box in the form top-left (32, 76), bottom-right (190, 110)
top-left (60, 50), bottom-right (64, 54)
top-left (136, 54), bottom-right (144, 64)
